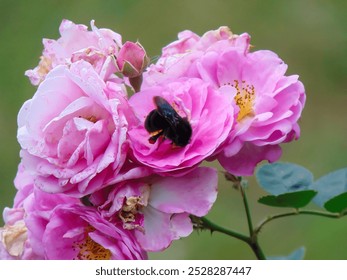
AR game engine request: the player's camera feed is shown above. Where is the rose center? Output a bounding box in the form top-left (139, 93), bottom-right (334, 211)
top-left (232, 80), bottom-right (255, 122)
top-left (85, 115), bottom-right (97, 123)
top-left (72, 226), bottom-right (111, 260)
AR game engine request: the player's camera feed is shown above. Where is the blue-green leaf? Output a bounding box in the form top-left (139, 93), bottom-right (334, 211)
top-left (258, 190), bottom-right (317, 208)
top-left (267, 247), bottom-right (306, 260)
top-left (309, 168), bottom-right (347, 208)
top-left (256, 162), bottom-right (313, 195)
top-left (324, 192), bottom-right (347, 213)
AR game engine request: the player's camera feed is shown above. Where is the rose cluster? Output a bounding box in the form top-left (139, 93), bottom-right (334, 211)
top-left (1, 20), bottom-right (305, 259)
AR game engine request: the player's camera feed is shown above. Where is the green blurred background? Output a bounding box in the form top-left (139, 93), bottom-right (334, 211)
top-left (0, 0), bottom-right (346, 259)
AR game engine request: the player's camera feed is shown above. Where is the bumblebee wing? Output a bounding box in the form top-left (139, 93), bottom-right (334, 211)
top-left (153, 96), bottom-right (180, 127)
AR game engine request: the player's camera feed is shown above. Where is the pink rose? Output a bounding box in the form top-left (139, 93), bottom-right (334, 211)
top-left (2, 163), bottom-right (147, 260)
top-left (6, 165), bottom-right (145, 260)
top-left (3, 166), bottom-right (79, 258)
top-left (93, 167), bottom-right (218, 251)
top-left (128, 78), bottom-right (234, 174)
top-left (144, 27), bottom-right (305, 175)
top-left (196, 49), bottom-right (306, 175)
top-left (42, 205), bottom-right (146, 260)
top-left (18, 61), bottom-right (136, 196)
top-left (23, 189), bottom-right (79, 258)
top-left (15, 187), bottom-right (146, 259)
top-left (144, 27), bottom-right (250, 86)
top-left (25, 19), bottom-right (122, 85)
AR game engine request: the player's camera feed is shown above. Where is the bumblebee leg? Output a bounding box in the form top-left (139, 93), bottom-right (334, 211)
top-left (148, 129), bottom-right (164, 144)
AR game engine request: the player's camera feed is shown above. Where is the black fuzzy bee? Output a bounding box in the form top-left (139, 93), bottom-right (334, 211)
top-left (144, 96), bottom-right (192, 147)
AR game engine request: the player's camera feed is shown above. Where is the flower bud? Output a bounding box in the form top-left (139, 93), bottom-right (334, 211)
top-left (116, 41), bottom-right (149, 78)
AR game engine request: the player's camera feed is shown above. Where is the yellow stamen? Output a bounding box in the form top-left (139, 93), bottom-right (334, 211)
top-left (78, 115), bottom-right (98, 123)
top-left (232, 80), bottom-right (255, 122)
top-left (86, 116), bottom-right (97, 123)
top-left (73, 226), bottom-right (111, 260)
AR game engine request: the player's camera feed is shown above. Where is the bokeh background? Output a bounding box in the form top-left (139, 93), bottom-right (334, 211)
top-left (0, 0), bottom-right (346, 259)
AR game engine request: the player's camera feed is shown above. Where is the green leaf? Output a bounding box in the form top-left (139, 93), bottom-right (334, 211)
top-left (309, 168), bottom-right (347, 208)
top-left (267, 247), bottom-right (306, 260)
top-left (256, 162), bottom-right (313, 195)
top-left (324, 192), bottom-right (347, 213)
top-left (258, 190), bottom-right (317, 208)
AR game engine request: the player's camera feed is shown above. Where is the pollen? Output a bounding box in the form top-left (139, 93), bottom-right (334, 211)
top-left (232, 80), bottom-right (255, 122)
top-left (78, 115), bottom-right (98, 123)
top-left (72, 226), bottom-right (111, 260)
top-left (86, 116), bottom-right (97, 123)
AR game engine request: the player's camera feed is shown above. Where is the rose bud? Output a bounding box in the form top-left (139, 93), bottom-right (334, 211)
top-left (116, 41), bottom-right (149, 92)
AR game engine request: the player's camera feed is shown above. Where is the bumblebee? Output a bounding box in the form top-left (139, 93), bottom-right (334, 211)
top-left (144, 96), bottom-right (192, 147)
